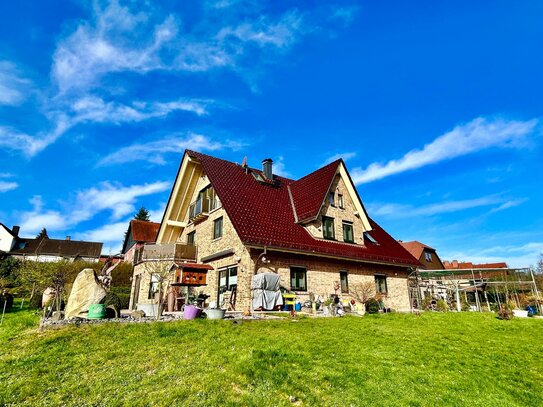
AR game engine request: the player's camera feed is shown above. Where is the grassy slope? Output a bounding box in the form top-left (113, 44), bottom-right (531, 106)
top-left (1, 304), bottom-right (542, 406)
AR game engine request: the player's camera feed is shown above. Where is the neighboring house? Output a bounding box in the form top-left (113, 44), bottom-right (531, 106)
top-left (443, 260), bottom-right (508, 269)
top-left (9, 236), bottom-right (102, 263)
top-left (0, 223), bottom-right (19, 254)
top-left (121, 219), bottom-right (160, 264)
top-left (130, 150), bottom-right (420, 312)
top-left (400, 241), bottom-right (445, 270)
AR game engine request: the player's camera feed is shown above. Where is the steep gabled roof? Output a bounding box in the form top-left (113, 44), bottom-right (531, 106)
top-left (186, 150), bottom-right (419, 267)
top-left (121, 220), bottom-right (160, 253)
top-left (400, 241), bottom-right (436, 260)
top-left (10, 237), bottom-right (102, 258)
top-left (289, 160), bottom-right (340, 222)
top-left (130, 220), bottom-right (160, 242)
top-left (0, 223), bottom-right (17, 238)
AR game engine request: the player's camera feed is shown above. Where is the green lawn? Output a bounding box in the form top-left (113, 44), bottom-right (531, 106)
top-left (1, 302), bottom-right (542, 406)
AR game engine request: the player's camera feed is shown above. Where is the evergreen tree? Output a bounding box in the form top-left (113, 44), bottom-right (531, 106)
top-left (134, 207), bottom-right (150, 221)
top-left (36, 228), bottom-right (49, 239)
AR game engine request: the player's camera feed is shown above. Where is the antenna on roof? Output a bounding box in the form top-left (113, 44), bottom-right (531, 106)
top-left (242, 156), bottom-right (248, 174)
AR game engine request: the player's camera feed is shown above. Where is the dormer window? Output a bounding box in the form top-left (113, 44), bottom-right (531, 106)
top-left (424, 252), bottom-right (433, 262)
top-left (364, 231), bottom-right (378, 245)
top-left (323, 216), bottom-right (335, 240)
top-left (328, 192), bottom-right (335, 206)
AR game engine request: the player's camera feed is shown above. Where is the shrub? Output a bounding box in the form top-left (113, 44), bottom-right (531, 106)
top-left (0, 291), bottom-right (14, 311)
top-left (103, 293), bottom-right (122, 317)
top-left (365, 298), bottom-right (380, 314)
top-left (29, 291), bottom-right (43, 309)
top-left (110, 287), bottom-right (131, 309)
top-left (436, 299), bottom-right (449, 312)
top-left (497, 307), bottom-right (514, 320)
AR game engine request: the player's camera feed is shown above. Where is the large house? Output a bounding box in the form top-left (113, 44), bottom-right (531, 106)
top-left (130, 150), bottom-right (420, 312)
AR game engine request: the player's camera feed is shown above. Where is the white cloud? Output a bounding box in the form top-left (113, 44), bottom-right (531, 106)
top-left (216, 10), bottom-right (305, 48)
top-left (273, 156), bottom-right (291, 178)
top-left (329, 6), bottom-right (359, 26)
top-left (17, 181), bottom-right (170, 234)
top-left (0, 181), bottom-right (19, 193)
top-left (368, 195), bottom-right (524, 219)
top-left (98, 132), bottom-right (244, 166)
top-left (77, 220), bottom-right (128, 250)
top-left (69, 95), bottom-right (210, 123)
top-left (0, 61), bottom-right (30, 106)
top-left (352, 117), bottom-right (539, 184)
top-left (321, 151), bottom-right (357, 166)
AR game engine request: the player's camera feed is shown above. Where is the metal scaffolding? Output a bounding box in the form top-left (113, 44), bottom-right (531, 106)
top-left (408, 267), bottom-right (542, 314)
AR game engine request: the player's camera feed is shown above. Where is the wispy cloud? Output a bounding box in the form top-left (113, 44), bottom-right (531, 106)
top-left (369, 195), bottom-right (524, 219)
top-left (18, 180), bottom-right (170, 234)
top-left (329, 6), bottom-right (359, 26)
top-left (0, 181), bottom-right (18, 193)
top-left (0, 61), bottom-right (30, 106)
top-left (352, 117), bottom-right (539, 184)
top-left (273, 156), bottom-right (291, 178)
top-left (321, 151), bottom-right (357, 166)
top-left (98, 132), bottom-right (245, 166)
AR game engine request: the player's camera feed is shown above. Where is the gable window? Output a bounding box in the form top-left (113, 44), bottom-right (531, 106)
top-left (329, 191), bottom-right (335, 206)
top-left (213, 217), bottom-right (223, 239)
top-left (290, 266), bottom-right (307, 291)
top-left (364, 231), bottom-right (379, 245)
top-left (340, 271), bottom-right (349, 293)
top-left (342, 221), bottom-right (354, 243)
top-left (375, 275), bottom-right (388, 295)
top-left (187, 231), bottom-right (196, 245)
top-left (424, 252), bottom-right (433, 262)
top-left (338, 194), bottom-right (344, 209)
top-left (322, 216), bottom-right (335, 240)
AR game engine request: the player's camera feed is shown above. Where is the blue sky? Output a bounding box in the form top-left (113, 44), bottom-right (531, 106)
top-left (1, 0), bottom-right (542, 267)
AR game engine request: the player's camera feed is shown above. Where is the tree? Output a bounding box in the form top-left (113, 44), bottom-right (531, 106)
top-left (349, 281), bottom-right (376, 306)
top-left (140, 254), bottom-right (175, 320)
top-left (134, 207), bottom-right (150, 221)
top-left (36, 228), bottom-right (49, 239)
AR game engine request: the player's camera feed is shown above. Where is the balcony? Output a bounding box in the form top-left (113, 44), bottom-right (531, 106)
top-left (189, 197), bottom-right (219, 222)
top-left (134, 243), bottom-right (197, 265)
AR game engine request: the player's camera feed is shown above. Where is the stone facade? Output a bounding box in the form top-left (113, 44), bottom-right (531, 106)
top-left (305, 175), bottom-right (369, 244)
top-left (252, 251), bottom-right (411, 311)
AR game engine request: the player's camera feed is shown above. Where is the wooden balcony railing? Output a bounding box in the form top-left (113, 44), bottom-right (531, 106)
top-left (134, 243), bottom-right (197, 265)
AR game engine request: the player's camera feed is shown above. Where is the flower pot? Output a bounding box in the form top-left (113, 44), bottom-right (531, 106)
top-left (204, 308), bottom-right (226, 320)
top-left (88, 304), bottom-right (106, 319)
top-left (183, 304), bottom-right (203, 320)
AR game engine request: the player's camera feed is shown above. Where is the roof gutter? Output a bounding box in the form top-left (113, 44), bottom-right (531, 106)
top-left (244, 243), bottom-right (417, 269)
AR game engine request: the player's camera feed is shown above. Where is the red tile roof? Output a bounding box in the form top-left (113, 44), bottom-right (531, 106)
top-left (289, 160), bottom-right (340, 222)
top-left (186, 150), bottom-right (420, 268)
top-left (130, 220), bottom-right (160, 243)
top-left (400, 241), bottom-right (436, 260)
top-left (444, 260), bottom-right (508, 269)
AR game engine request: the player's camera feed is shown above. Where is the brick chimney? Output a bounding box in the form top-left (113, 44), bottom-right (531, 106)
top-left (262, 158), bottom-right (273, 180)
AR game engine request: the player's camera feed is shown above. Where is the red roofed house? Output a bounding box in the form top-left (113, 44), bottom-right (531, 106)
top-left (129, 150), bottom-right (420, 312)
top-left (400, 241), bottom-right (445, 270)
top-left (121, 219), bottom-right (160, 264)
top-left (442, 260), bottom-right (508, 269)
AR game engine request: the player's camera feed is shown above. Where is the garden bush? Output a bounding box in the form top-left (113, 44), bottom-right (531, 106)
top-left (103, 293), bottom-right (122, 317)
top-left (365, 298), bottom-right (380, 314)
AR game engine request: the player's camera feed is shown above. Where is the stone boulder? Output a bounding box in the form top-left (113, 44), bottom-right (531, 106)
top-left (65, 268), bottom-right (107, 319)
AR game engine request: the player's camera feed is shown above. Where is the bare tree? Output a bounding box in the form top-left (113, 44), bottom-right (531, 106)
top-left (349, 281), bottom-right (375, 304)
top-left (140, 256), bottom-right (175, 320)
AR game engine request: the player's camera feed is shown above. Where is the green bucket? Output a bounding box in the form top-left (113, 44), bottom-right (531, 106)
top-left (88, 304), bottom-right (106, 319)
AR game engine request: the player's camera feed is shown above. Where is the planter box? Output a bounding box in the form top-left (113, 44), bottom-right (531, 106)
top-left (513, 309), bottom-right (528, 318)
